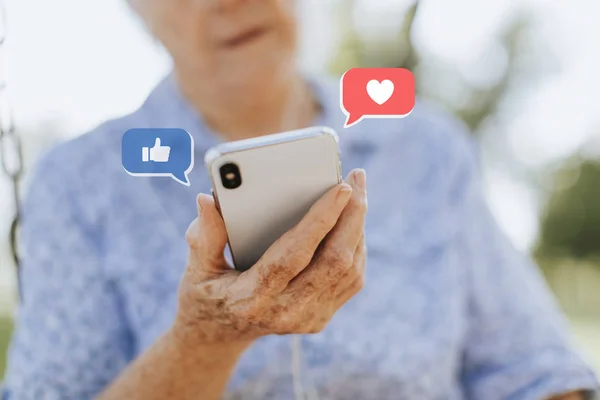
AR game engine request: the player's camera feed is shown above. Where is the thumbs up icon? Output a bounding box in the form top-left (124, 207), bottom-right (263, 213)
top-left (142, 138), bottom-right (171, 163)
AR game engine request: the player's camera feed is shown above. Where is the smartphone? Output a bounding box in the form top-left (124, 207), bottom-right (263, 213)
top-left (205, 126), bottom-right (342, 272)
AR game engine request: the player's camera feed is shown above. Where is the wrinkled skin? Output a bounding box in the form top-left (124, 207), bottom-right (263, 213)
top-left (174, 169), bottom-right (368, 345)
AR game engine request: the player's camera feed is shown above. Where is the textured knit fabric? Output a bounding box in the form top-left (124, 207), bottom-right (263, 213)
top-left (2, 73), bottom-right (598, 400)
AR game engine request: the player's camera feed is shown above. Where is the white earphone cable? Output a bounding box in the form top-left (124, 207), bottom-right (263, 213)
top-left (291, 335), bottom-right (306, 400)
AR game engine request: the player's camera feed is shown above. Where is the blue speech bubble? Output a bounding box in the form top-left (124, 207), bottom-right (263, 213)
top-left (122, 128), bottom-right (194, 186)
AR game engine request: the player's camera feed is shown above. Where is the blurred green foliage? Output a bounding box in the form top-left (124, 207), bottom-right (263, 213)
top-left (536, 159), bottom-right (600, 262)
top-left (328, 1), bottom-right (530, 133)
top-left (329, 1), bottom-right (419, 75)
top-left (0, 317), bottom-right (13, 379)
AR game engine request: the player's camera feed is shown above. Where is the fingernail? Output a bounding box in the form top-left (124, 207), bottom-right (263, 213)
top-left (338, 184), bottom-right (352, 203)
top-left (354, 169), bottom-right (366, 191)
top-left (346, 171), bottom-right (355, 186)
top-left (196, 195), bottom-right (203, 216)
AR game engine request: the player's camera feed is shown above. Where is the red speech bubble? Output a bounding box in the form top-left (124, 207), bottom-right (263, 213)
top-left (340, 68), bottom-right (415, 128)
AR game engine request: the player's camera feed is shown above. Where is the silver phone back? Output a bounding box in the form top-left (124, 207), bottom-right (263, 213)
top-left (205, 127), bottom-right (342, 271)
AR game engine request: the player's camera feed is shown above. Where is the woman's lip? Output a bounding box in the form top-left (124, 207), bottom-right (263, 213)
top-left (221, 27), bottom-right (270, 48)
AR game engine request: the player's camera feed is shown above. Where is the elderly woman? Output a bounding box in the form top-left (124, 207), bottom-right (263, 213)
top-left (2, 1), bottom-right (598, 399)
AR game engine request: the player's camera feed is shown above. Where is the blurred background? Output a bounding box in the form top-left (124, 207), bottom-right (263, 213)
top-left (0, 0), bottom-right (599, 379)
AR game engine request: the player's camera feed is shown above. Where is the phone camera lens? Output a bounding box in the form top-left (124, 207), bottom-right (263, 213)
top-left (219, 163), bottom-right (242, 189)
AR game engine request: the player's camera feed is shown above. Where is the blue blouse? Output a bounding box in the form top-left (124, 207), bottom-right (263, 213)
top-left (2, 73), bottom-right (598, 399)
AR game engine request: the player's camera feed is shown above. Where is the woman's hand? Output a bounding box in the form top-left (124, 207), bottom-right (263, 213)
top-left (173, 169), bottom-right (368, 347)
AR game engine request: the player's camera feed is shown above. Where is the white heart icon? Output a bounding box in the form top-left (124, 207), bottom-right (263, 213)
top-left (366, 79), bottom-right (395, 105)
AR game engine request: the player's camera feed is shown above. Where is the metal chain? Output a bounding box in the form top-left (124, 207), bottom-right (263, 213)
top-left (0, 0), bottom-right (24, 277)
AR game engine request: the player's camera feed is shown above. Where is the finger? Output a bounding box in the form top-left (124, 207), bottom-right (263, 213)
top-left (154, 137), bottom-right (161, 147)
top-left (185, 193), bottom-right (230, 279)
top-left (315, 169), bottom-right (367, 282)
top-left (328, 168), bottom-right (367, 252)
top-left (248, 183), bottom-right (353, 295)
top-left (331, 237), bottom-right (366, 310)
top-left (333, 274), bottom-right (363, 310)
top-left (287, 233), bottom-right (365, 300)
top-left (287, 169), bottom-right (367, 292)
top-left (333, 234), bottom-right (366, 298)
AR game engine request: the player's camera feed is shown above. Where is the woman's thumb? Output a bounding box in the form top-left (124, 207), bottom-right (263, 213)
top-left (185, 193), bottom-right (229, 274)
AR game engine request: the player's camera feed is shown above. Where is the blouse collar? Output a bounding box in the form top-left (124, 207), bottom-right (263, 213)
top-left (145, 71), bottom-right (343, 156)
